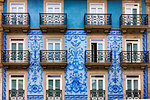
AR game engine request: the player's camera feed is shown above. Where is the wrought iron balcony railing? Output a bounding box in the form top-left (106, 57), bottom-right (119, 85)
top-left (46, 89), bottom-right (62, 100)
top-left (120, 51), bottom-right (149, 63)
top-left (1, 50), bottom-right (30, 63)
top-left (85, 50), bottom-right (112, 63)
top-left (126, 89), bottom-right (141, 99)
top-left (9, 89), bottom-right (25, 100)
top-left (84, 13), bottom-right (112, 25)
top-left (120, 14), bottom-right (148, 26)
top-left (2, 13), bottom-right (30, 25)
top-left (40, 50), bottom-right (67, 63)
top-left (90, 89), bottom-right (105, 100)
top-left (40, 13), bottom-right (67, 25)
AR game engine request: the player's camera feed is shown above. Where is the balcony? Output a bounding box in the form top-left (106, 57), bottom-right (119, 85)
top-left (120, 14), bottom-right (148, 33)
top-left (46, 89), bottom-right (62, 100)
top-left (1, 50), bottom-right (30, 69)
top-left (2, 13), bottom-right (30, 33)
top-left (9, 89), bottom-right (25, 100)
top-left (84, 14), bottom-right (112, 33)
top-left (120, 51), bottom-right (149, 69)
top-left (126, 89), bottom-right (141, 99)
top-left (40, 50), bottom-right (67, 69)
top-left (90, 89), bottom-right (105, 100)
top-left (85, 50), bottom-right (112, 69)
top-left (40, 13), bottom-right (67, 33)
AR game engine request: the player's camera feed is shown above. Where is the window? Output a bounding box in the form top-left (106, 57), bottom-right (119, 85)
top-left (9, 75), bottom-right (24, 99)
top-left (126, 75), bottom-right (141, 99)
top-left (89, 3), bottom-right (105, 25)
top-left (10, 3), bottom-right (25, 25)
top-left (125, 3), bottom-right (139, 25)
top-left (90, 75), bottom-right (105, 99)
top-left (125, 40), bottom-right (140, 63)
top-left (46, 3), bottom-right (61, 13)
top-left (46, 39), bottom-right (61, 62)
top-left (46, 75), bottom-right (62, 99)
top-left (90, 39), bottom-right (104, 62)
top-left (10, 39), bottom-right (24, 62)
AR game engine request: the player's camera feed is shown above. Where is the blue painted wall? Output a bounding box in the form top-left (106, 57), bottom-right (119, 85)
top-left (142, 1), bottom-right (146, 14)
top-left (107, 0), bottom-right (122, 29)
top-left (3, 0), bottom-right (7, 13)
top-left (27, 0), bottom-right (43, 28)
top-left (64, 0), bottom-right (87, 29)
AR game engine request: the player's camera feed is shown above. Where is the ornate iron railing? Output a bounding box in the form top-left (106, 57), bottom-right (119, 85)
top-left (84, 13), bottom-right (112, 25)
top-left (2, 13), bottom-right (30, 25)
top-left (46, 89), bottom-right (62, 100)
top-left (120, 14), bottom-right (148, 26)
top-left (9, 89), bottom-right (25, 100)
top-left (120, 51), bottom-right (149, 63)
top-left (85, 50), bottom-right (112, 63)
top-left (90, 89), bottom-right (105, 100)
top-left (126, 89), bottom-right (141, 99)
top-left (1, 50), bottom-right (30, 63)
top-left (40, 13), bottom-right (67, 25)
top-left (40, 50), bottom-right (67, 63)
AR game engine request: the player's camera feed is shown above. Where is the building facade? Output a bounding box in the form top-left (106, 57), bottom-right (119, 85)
top-left (0, 0), bottom-right (150, 100)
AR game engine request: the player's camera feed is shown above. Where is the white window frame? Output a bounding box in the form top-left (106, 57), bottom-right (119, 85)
top-left (46, 3), bottom-right (61, 13)
top-left (126, 75), bottom-right (141, 90)
top-left (46, 75), bottom-right (62, 90)
top-left (9, 39), bottom-right (25, 62)
top-left (90, 75), bottom-right (105, 90)
top-left (90, 39), bottom-right (105, 62)
top-left (90, 3), bottom-right (104, 13)
top-left (125, 3), bottom-right (139, 14)
top-left (9, 75), bottom-right (25, 90)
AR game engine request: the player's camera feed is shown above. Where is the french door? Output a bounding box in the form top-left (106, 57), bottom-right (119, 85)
top-left (91, 41), bottom-right (104, 62)
top-left (10, 40), bottom-right (24, 62)
top-left (10, 3), bottom-right (25, 25)
top-left (125, 4), bottom-right (139, 25)
top-left (46, 3), bottom-right (61, 24)
top-left (90, 3), bottom-right (104, 25)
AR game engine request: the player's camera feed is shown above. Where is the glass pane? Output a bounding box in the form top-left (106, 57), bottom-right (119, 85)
top-left (12, 43), bottom-right (16, 50)
top-left (127, 44), bottom-right (131, 61)
top-left (48, 80), bottom-right (53, 89)
top-left (127, 80), bottom-right (132, 90)
top-left (12, 80), bottom-right (16, 89)
top-left (55, 43), bottom-right (60, 50)
top-left (133, 44), bottom-right (138, 61)
top-left (92, 80), bottom-right (96, 89)
top-left (98, 44), bottom-right (103, 62)
top-left (91, 8), bottom-right (96, 13)
top-left (133, 9), bottom-right (137, 14)
top-left (48, 43), bottom-right (53, 61)
top-left (133, 44), bottom-right (137, 51)
top-left (97, 8), bottom-right (103, 13)
top-left (55, 43), bottom-right (60, 61)
top-left (55, 80), bottom-right (60, 89)
top-left (18, 43), bottom-right (23, 50)
top-left (55, 8), bottom-right (60, 13)
top-left (18, 43), bottom-right (23, 60)
top-left (98, 80), bottom-right (103, 89)
top-left (11, 7), bottom-right (17, 12)
top-left (18, 80), bottom-right (23, 89)
top-left (48, 43), bottom-right (53, 50)
top-left (48, 8), bottom-right (53, 13)
top-left (134, 80), bottom-right (138, 90)
top-left (18, 7), bottom-right (23, 12)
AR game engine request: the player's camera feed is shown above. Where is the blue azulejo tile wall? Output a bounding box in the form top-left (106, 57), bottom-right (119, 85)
top-left (64, 30), bottom-right (88, 100)
top-left (107, 30), bottom-right (123, 99)
top-left (27, 30), bottom-right (44, 100)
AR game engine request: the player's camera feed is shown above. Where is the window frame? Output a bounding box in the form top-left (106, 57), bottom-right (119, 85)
top-left (46, 39), bottom-right (62, 50)
top-left (90, 3), bottom-right (105, 13)
top-left (46, 75), bottom-right (62, 90)
top-left (126, 75), bottom-right (141, 90)
top-left (10, 2), bottom-right (25, 13)
top-left (125, 3), bottom-right (139, 14)
top-left (125, 39), bottom-right (140, 51)
top-left (90, 75), bottom-right (105, 90)
top-left (46, 3), bottom-right (61, 13)
top-left (9, 75), bottom-right (25, 90)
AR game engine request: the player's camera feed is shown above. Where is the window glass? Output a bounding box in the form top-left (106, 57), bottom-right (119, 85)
top-left (12, 80), bottom-right (16, 89)
top-left (55, 80), bottom-right (60, 89)
top-left (127, 80), bottom-right (132, 90)
top-left (18, 80), bottom-right (23, 89)
top-left (134, 80), bottom-right (138, 90)
top-left (98, 80), bottom-right (103, 89)
top-left (48, 80), bottom-right (53, 89)
top-left (48, 43), bottom-right (53, 50)
top-left (92, 80), bottom-right (96, 89)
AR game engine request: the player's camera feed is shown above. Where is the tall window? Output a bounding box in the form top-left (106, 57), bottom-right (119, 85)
top-left (90, 75), bottom-right (105, 99)
top-left (90, 3), bottom-right (104, 25)
top-left (10, 3), bottom-right (25, 25)
top-left (125, 3), bottom-right (139, 25)
top-left (126, 40), bottom-right (140, 62)
top-left (126, 75), bottom-right (141, 99)
top-left (47, 39), bottom-right (61, 62)
top-left (46, 75), bottom-right (62, 99)
top-left (90, 39), bottom-right (104, 62)
top-left (10, 39), bottom-right (24, 62)
top-left (46, 3), bottom-right (61, 24)
top-left (10, 75), bottom-right (24, 99)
